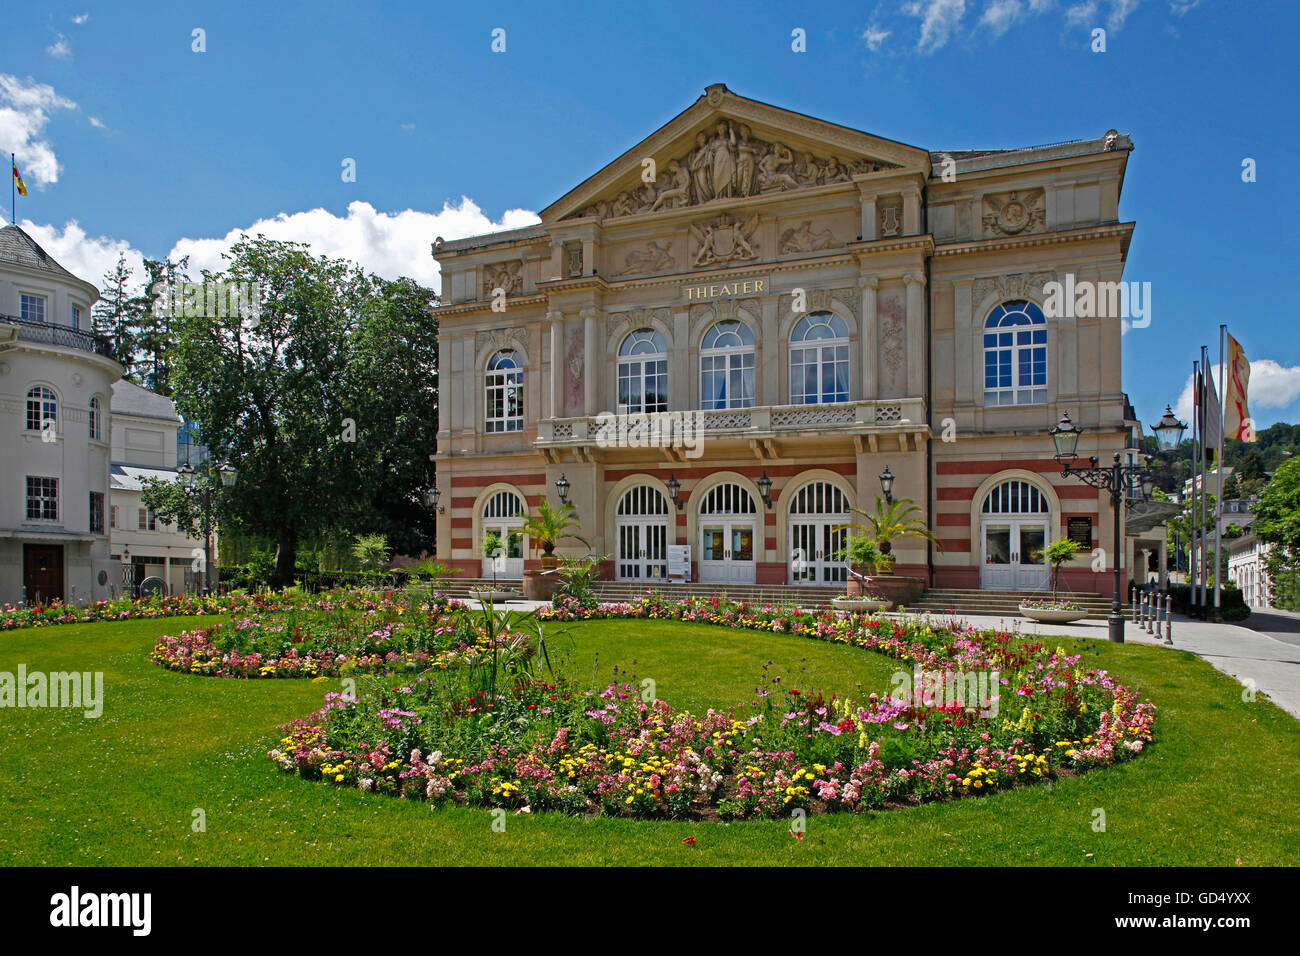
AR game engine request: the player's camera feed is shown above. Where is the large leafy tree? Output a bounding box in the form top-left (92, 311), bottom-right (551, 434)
top-left (160, 235), bottom-right (438, 587)
top-left (1253, 457), bottom-right (1300, 605)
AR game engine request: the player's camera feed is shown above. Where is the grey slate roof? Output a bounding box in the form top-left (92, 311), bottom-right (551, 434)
top-left (0, 224), bottom-right (78, 279)
top-left (111, 378), bottom-right (182, 423)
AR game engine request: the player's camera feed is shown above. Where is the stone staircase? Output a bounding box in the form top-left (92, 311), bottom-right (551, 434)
top-left (430, 578), bottom-right (1125, 619)
top-left (906, 588), bottom-right (1125, 620)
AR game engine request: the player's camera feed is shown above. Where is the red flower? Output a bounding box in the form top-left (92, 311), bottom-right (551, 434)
top-left (681, 836), bottom-right (696, 846)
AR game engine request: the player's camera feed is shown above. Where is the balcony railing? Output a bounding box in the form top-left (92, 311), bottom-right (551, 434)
top-left (536, 398), bottom-right (928, 444)
top-left (0, 315), bottom-right (117, 358)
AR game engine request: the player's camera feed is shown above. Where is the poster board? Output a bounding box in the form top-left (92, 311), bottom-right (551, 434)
top-left (667, 545), bottom-right (691, 582)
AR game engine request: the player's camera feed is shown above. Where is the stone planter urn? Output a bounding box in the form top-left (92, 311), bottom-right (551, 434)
top-left (470, 587), bottom-right (523, 603)
top-left (1019, 604), bottom-right (1087, 624)
top-left (832, 596), bottom-right (891, 613)
top-left (522, 570), bottom-right (562, 602)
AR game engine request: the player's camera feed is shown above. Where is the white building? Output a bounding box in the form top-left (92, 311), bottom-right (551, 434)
top-left (1226, 532), bottom-right (1273, 608)
top-left (0, 224), bottom-right (119, 605)
top-left (109, 378), bottom-right (205, 595)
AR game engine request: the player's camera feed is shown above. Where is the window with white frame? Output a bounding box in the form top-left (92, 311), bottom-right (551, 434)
top-left (20, 293), bottom-right (46, 323)
top-left (700, 320), bottom-right (755, 410)
top-left (485, 349), bottom-right (523, 433)
top-left (983, 300), bottom-right (1048, 406)
top-left (26, 476), bottom-right (58, 521)
top-left (89, 396), bottom-right (103, 440)
top-left (138, 507), bottom-right (157, 531)
top-left (617, 328), bottom-right (668, 413)
top-left (110, 505), bottom-right (118, 529)
top-left (71, 305), bottom-right (81, 328)
top-left (790, 311), bottom-right (850, 404)
top-left (26, 386), bottom-right (57, 433)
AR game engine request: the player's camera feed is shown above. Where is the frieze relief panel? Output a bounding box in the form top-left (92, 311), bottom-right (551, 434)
top-left (877, 196), bottom-right (903, 238)
top-left (482, 260), bottom-right (524, 298)
top-left (568, 120), bottom-right (899, 221)
top-left (475, 326), bottom-right (529, 357)
top-left (878, 296), bottom-right (907, 385)
top-left (611, 240), bottom-right (676, 277)
top-left (607, 307), bottom-right (675, 343)
top-left (690, 212), bottom-right (761, 267)
top-left (778, 220), bottom-right (843, 254)
top-left (981, 188), bottom-right (1046, 237)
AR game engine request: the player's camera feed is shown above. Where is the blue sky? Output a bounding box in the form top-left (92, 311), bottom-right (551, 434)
top-left (4, 0), bottom-right (1298, 430)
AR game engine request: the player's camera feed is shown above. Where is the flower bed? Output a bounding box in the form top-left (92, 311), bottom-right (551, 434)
top-left (269, 595), bottom-right (1155, 820)
top-left (1, 592), bottom-right (272, 633)
top-left (1018, 598), bottom-right (1083, 611)
top-left (151, 592), bottom-right (476, 678)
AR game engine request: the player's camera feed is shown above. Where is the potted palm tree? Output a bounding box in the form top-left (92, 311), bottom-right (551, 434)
top-left (836, 496), bottom-right (941, 606)
top-left (520, 500), bottom-right (590, 569)
top-left (1020, 538), bottom-right (1087, 623)
top-left (831, 535), bottom-right (890, 611)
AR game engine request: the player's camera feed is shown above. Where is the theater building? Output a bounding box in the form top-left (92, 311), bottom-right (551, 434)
top-left (431, 85), bottom-right (1138, 594)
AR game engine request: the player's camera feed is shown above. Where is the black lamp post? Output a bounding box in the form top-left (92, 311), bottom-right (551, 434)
top-left (555, 473), bottom-right (570, 505)
top-left (1049, 412), bottom-right (1155, 643)
top-left (878, 466), bottom-right (895, 504)
top-left (756, 472), bottom-right (773, 509)
top-left (178, 460), bottom-right (237, 595)
top-left (423, 485), bottom-right (443, 514)
top-left (666, 474), bottom-right (683, 511)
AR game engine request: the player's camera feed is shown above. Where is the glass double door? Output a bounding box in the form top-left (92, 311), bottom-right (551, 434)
top-left (616, 518), bottom-right (668, 581)
top-left (700, 521), bottom-right (755, 584)
top-left (980, 519), bottom-right (1050, 590)
top-left (481, 523), bottom-right (525, 579)
top-left (788, 520), bottom-right (848, 585)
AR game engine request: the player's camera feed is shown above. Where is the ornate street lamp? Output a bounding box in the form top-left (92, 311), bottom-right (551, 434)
top-left (555, 473), bottom-right (570, 505)
top-left (878, 466), bottom-right (895, 504)
top-left (666, 474), bottom-right (683, 511)
top-left (176, 462), bottom-right (195, 489)
top-left (423, 485), bottom-right (443, 514)
top-left (218, 461), bottom-right (238, 488)
top-left (1151, 406), bottom-right (1188, 452)
top-left (1048, 414), bottom-right (1157, 644)
top-left (756, 472), bottom-right (773, 508)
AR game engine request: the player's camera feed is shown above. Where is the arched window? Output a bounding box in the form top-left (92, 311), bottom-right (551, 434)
top-left (981, 480), bottom-right (1051, 515)
top-left (984, 301), bottom-right (1047, 406)
top-left (697, 482), bottom-right (757, 515)
top-left (26, 386), bottom-right (57, 433)
top-left (700, 320), bottom-right (755, 410)
top-left (615, 485), bottom-right (669, 581)
top-left (89, 396), bottom-right (103, 441)
top-left (485, 350), bottom-right (523, 433)
top-left (790, 311), bottom-right (849, 404)
top-left (617, 329), bottom-right (668, 414)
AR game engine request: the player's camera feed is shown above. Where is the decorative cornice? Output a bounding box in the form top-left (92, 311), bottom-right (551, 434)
top-left (931, 222), bottom-right (1135, 257)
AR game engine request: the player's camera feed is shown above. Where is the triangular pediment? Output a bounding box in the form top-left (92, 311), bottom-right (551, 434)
top-left (541, 84), bottom-right (930, 224)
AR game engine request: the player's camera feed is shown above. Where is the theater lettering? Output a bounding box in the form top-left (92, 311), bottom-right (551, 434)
top-left (683, 277), bottom-right (766, 301)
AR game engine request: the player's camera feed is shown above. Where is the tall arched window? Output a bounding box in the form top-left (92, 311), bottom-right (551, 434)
top-left (617, 329), bottom-right (668, 414)
top-left (485, 350), bottom-right (523, 433)
top-left (700, 320), bottom-right (755, 410)
top-left (790, 311), bottom-right (849, 404)
top-left (983, 301), bottom-right (1047, 406)
top-left (89, 396), bottom-right (103, 441)
top-left (26, 386), bottom-right (57, 433)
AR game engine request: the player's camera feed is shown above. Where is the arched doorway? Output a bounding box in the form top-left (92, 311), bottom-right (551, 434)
top-left (615, 485), bottom-right (669, 581)
top-left (697, 482), bottom-right (757, 584)
top-left (481, 489), bottom-right (526, 578)
top-left (979, 479), bottom-right (1051, 590)
top-left (787, 480), bottom-right (849, 585)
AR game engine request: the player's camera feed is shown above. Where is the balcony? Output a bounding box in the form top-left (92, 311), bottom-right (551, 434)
top-left (0, 315), bottom-right (117, 359)
top-left (536, 398), bottom-right (930, 461)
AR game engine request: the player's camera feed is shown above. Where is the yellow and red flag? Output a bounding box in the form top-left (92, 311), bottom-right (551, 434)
top-left (1225, 332), bottom-right (1255, 442)
top-left (11, 159), bottom-right (27, 197)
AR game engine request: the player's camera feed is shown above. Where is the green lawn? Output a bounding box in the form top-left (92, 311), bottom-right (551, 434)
top-left (2, 613), bottom-right (1298, 866)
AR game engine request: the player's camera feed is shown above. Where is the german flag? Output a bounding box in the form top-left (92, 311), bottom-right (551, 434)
top-left (12, 158), bottom-right (27, 197)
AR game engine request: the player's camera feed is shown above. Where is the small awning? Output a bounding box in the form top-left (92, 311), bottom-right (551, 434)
top-left (1125, 500), bottom-right (1182, 535)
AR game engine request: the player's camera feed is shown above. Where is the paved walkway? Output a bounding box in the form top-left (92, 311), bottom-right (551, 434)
top-left (472, 598), bottom-right (1300, 721)
top-left (1235, 606), bottom-right (1300, 648)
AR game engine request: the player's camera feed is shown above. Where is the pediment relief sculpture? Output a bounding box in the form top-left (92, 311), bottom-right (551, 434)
top-left (482, 260), bottom-right (524, 298)
top-left (973, 271), bottom-right (1058, 306)
top-left (475, 326), bottom-right (529, 356)
top-left (982, 188), bottom-right (1046, 236)
top-left (612, 240), bottom-right (676, 277)
top-left (569, 121), bottom-right (898, 220)
top-left (691, 212), bottom-right (760, 268)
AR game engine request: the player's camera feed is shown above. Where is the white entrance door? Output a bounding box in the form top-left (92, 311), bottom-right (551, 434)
top-left (616, 485), bottom-right (670, 581)
top-left (481, 489), bottom-right (525, 579)
top-left (700, 521), bottom-right (755, 584)
top-left (980, 518), bottom-right (1050, 590)
top-left (787, 481), bottom-right (850, 585)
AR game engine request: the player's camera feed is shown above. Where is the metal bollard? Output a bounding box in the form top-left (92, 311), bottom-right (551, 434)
top-left (1164, 594), bottom-right (1174, 644)
top-left (1148, 594), bottom-right (1156, 634)
top-left (1130, 586), bottom-right (1139, 623)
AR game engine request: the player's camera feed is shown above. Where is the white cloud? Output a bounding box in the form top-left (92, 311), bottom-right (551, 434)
top-left (1174, 358), bottom-right (1300, 425)
top-left (1104, 0), bottom-right (1141, 30)
top-left (19, 219), bottom-right (147, 291)
top-left (904, 0), bottom-right (967, 52)
top-left (88, 115), bottom-right (105, 128)
top-left (21, 198), bottom-right (540, 296)
top-left (72, 13), bottom-right (89, 24)
top-left (0, 74), bottom-right (77, 186)
top-left (862, 24), bottom-right (891, 50)
top-left (1065, 1), bottom-right (1098, 26)
top-left (981, 0), bottom-right (1025, 36)
top-left (47, 35), bottom-right (72, 59)
top-left (1169, 0), bottom-right (1202, 14)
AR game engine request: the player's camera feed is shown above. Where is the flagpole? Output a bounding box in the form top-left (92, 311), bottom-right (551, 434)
top-left (1215, 325), bottom-right (1227, 621)
top-left (10, 153), bottom-right (14, 225)
top-left (1199, 346), bottom-right (1210, 615)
